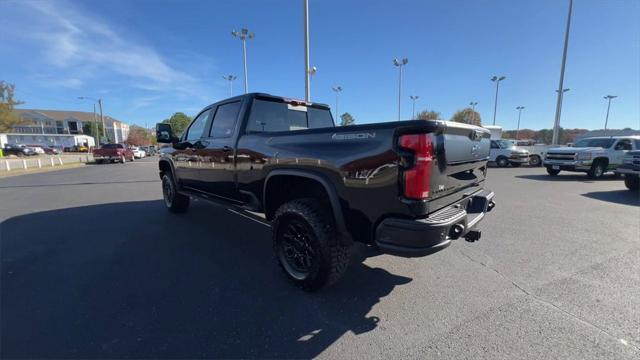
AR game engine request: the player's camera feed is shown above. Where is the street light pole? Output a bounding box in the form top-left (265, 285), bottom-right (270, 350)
top-left (222, 75), bottom-right (237, 97)
top-left (490, 75), bottom-right (506, 125)
top-left (552, 0), bottom-right (573, 145)
top-left (232, 28), bottom-right (254, 94)
top-left (393, 58), bottom-right (408, 121)
top-left (303, 0), bottom-right (311, 101)
top-left (516, 106), bottom-right (525, 140)
top-left (469, 101), bottom-right (478, 124)
top-left (332, 86), bottom-right (342, 120)
top-left (410, 95), bottom-right (419, 119)
top-left (603, 95), bottom-right (617, 135)
top-left (554, 88), bottom-right (570, 135)
top-left (78, 96), bottom-right (105, 146)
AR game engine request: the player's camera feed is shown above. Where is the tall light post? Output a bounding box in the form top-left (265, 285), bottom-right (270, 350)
top-left (515, 106), bottom-right (525, 140)
top-left (490, 75), bottom-right (506, 125)
top-left (393, 58), bottom-right (408, 121)
top-left (603, 95), bottom-right (617, 134)
top-left (332, 86), bottom-right (342, 120)
top-left (231, 28), bottom-right (254, 94)
top-left (222, 75), bottom-right (237, 97)
top-left (552, 0), bottom-right (573, 145)
top-left (303, 0), bottom-right (311, 101)
top-left (469, 101), bottom-right (478, 124)
top-left (554, 88), bottom-right (570, 132)
top-left (410, 95), bottom-right (419, 119)
top-left (78, 96), bottom-right (105, 145)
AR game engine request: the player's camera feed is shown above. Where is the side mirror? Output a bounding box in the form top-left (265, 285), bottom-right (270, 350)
top-left (156, 123), bottom-right (177, 143)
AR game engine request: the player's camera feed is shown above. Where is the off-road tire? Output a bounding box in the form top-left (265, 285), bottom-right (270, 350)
top-left (273, 198), bottom-right (351, 292)
top-left (496, 156), bottom-right (509, 168)
top-left (624, 176), bottom-right (639, 191)
top-left (162, 173), bottom-right (190, 213)
top-left (546, 166), bottom-right (560, 176)
top-left (587, 160), bottom-right (606, 178)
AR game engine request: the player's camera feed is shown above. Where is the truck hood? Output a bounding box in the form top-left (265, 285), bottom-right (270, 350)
top-left (547, 146), bottom-right (602, 153)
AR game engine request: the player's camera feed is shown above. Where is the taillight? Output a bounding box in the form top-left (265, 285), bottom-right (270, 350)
top-left (399, 134), bottom-right (434, 199)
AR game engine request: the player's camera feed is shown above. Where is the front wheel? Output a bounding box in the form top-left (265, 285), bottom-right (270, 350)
top-left (624, 176), bottom-right (639, 191)
top-left (162, 173), bottom-right (190, 213)
top-left (587, 161), bottom-right (606, 178)
top-left (546, 166), bottom-right (560, 176)
top-left (273, 198), bottom-right (350, 292)
top-left (529, 155), bottom-right (541, 167)
top-left (496, 156), bottom-right (509, 168)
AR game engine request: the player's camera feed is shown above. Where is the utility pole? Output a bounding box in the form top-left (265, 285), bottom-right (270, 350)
top-left (603, 95), bottom-right (617, 135)
top-left (232, 28), bottom-right (254, 94)
top-left (490, 75), bottom-right (506, 125)
top-left (332, 86), bottom-right (342, 120)
top-left (304, 0), bottom-right (311, 101)
top-left (393, 58), bottom-right (408, 121)
top-left (410, 95), bottom-right (419, 119)
top-left (222, 75), bottom-right (237, 96)
top-left (552, 0), bottom-right (573, 145)
top-left (469, 101), bottom-right (478, 124)
top-left (516, 106), bottom-right (525, 140)
top-left (78, 96), bottom-right (104, 146)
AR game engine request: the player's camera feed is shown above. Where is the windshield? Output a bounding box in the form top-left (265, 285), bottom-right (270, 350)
top-left (573, 138), bottom-right (615, 148)
top-left (101, 144), bottom-right (122, 149)
top-left (496, 140), bottom-right (514, 149)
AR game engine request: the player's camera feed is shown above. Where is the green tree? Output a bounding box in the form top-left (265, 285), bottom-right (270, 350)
top-left (0, 81), bottom-right (25, 133)
top-left (416, 109), bottom-right (440, 120)
top-left (340, 112), bottom-right (355, 126)
top-left (82, 122), bottom-right (104, 139)
top-left (162, 112), bottom-right (192, 136)
top-left (450, 108), bottom-right (481, 126)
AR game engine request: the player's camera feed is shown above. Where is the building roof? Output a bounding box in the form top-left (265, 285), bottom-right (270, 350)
top-left (14, 109), bottom-right (126, 125)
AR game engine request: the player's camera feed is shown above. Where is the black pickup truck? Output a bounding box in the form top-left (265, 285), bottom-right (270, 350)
top-left (156, 93), bottom-right (495, 291)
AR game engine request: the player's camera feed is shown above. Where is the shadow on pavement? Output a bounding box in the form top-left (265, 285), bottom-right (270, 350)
top-left (0, 180), bottom-right (159, 189)
top-left (1, 200), bottom-right (411, 359)
top-left (516, 174), bottom-right (621, 183)
top-left (581, 190), bottom-right (640, 206)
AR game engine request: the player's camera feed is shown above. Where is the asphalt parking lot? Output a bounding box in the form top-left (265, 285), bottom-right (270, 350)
top-left (1, 158), bottom-right (638, 359)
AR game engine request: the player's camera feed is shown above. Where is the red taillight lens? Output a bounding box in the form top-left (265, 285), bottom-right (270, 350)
top-left (399, 134), bottom-right (434, 199)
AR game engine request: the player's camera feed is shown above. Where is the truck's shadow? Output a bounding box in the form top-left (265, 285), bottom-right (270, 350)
top-left (1, 200), bottom-right (411, 359)
top-left (581, 190), bottom-right (640, 206)
top-left (516, 174), bottom-right (621, 183)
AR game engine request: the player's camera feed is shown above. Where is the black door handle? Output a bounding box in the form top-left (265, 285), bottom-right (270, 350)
top-left (222, 146), bottom-right (233, 152)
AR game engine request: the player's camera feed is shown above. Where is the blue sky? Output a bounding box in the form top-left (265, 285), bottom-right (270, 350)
top-left (1, 0), bottom-right (638, 130)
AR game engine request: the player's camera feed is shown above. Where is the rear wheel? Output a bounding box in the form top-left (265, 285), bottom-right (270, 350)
top-left (496, 156), bottom-right (509, 168)
top-left (546, 166), bottom-right (560, 176)
top-left (162, 173), bottom-right (190, 213)
top-left (587, 161), bottom-right (606, 178)
top-left (529, 155), bottom-right (541, 167)
top-left (624, 176), bottom-right (639, 191)
top-left (273, 198), bottom-right (350, 292)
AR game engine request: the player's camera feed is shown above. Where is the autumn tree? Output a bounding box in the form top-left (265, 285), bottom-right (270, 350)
top-left (416, 109), bottom-right (440, 120)
top-left (126, 125), bottom-right (153, 146)
top-left (162, 112), bottom-right (192, 136)
top-left (450, 108), bottom-right (481, 126)
top-left (340, 112), bottom-right (355, 126)
top-left (0, 81), bottom-right (25, 133)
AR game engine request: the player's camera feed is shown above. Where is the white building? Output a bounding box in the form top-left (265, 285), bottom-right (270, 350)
top-left (0, 133), bottom-right (95, 148)
top-left (10, 109), bottom-right (130, 144)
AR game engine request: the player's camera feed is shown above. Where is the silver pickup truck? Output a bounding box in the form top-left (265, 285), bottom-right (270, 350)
top-left (615, 150), bottom-right (640, 190)
top-left (543, 136), bottom-right (640, 178)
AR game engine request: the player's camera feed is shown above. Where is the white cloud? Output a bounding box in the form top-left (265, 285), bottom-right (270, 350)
top-left (13, 0), bottom-right (203, 94)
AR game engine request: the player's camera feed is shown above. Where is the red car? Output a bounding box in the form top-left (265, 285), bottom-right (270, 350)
top-left (92, 143), bottom-right (134, 164)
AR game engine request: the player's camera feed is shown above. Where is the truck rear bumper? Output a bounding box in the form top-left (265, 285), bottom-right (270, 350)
top-left (375, 189), bottom-right (495, 257)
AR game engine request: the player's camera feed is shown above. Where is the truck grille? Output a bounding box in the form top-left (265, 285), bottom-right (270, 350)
top-left (546, 152), bottom-right (575, 161)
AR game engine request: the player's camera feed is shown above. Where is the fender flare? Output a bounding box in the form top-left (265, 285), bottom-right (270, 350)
top-left (264, 169), bottom-right (348, 235)
top-left (158, 158), bottom-right (179, 187)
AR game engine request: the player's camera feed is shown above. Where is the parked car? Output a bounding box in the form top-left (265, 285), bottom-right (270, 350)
top-left (512, 140), bottom-right (552, 167)
top-left (614, 150), bottom-right (640, 191)
top-left (26, 145), bottom-right (46, 155)
top-left (131, 147), bottom-right (146, 159)
top-left (156, 93), bottom-right (496, 291)
top-left (140, 146), bottom-right (157, 156)
top-left (489, 139), bottom-right (529, 167)
top-left (543, 136), bottom-right (639, 178)
top-left (92, 143), bottom-right (134, 163)
top-left (42, 146), bottom-right (61, 155)
top-left (2, 144), bottom-right (36, 157)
